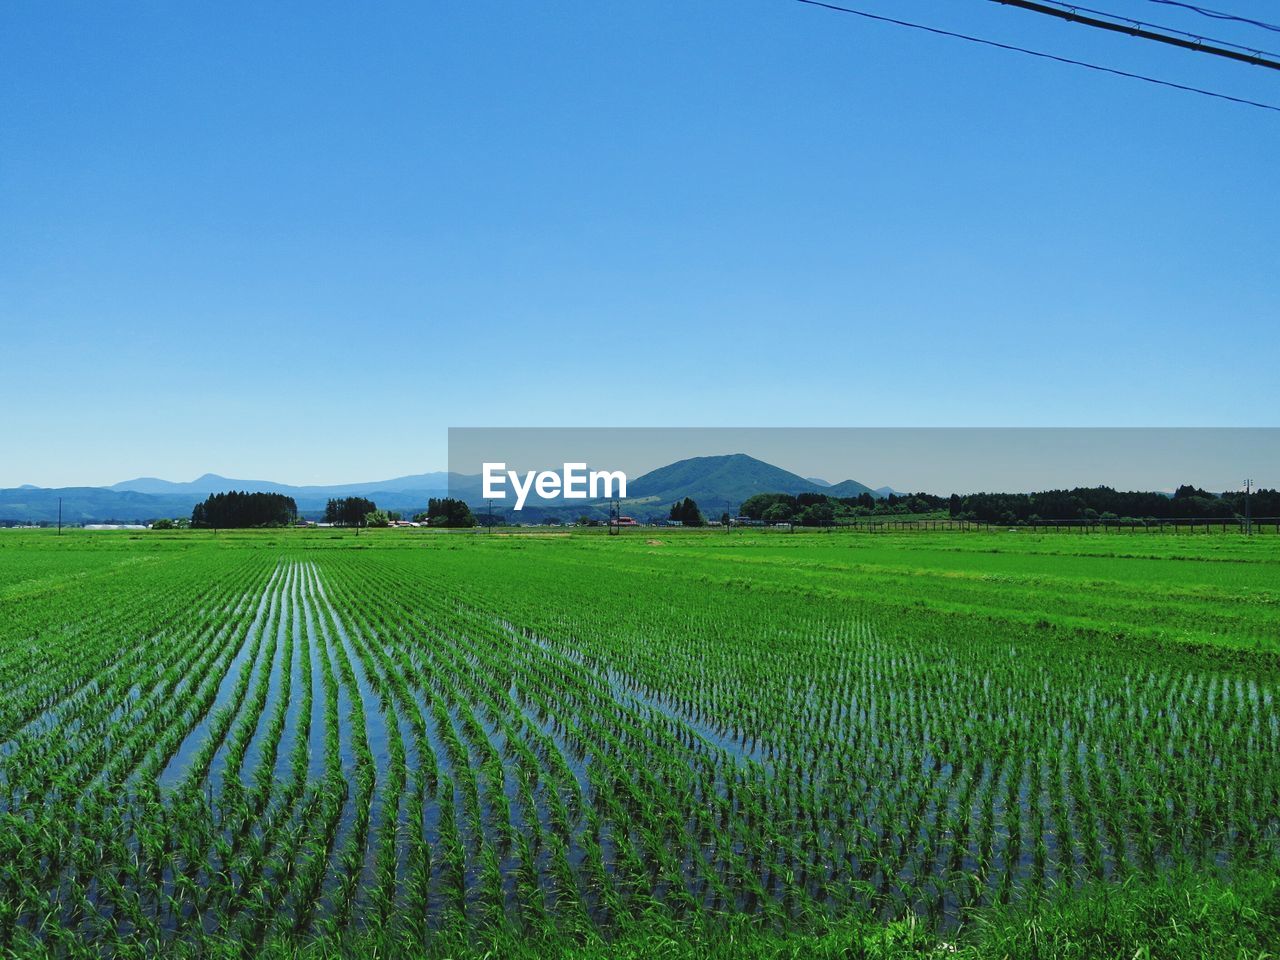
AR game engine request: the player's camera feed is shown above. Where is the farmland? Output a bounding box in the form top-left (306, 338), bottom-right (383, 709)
top-left (0, 529), bottom-right (1277, 958)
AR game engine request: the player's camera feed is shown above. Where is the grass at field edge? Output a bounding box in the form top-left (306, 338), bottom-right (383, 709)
top-left (89, 868), bottom-right (1276, 960)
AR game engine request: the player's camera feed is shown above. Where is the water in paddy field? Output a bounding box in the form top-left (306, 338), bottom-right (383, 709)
top-left (309, 561), bottom-right (392, 912)
top-left (156, 564), bottom-right (284, 793)
top-left (3, 549), bottom-right (1278, 949)
top-left (238, 563), bottom-right (294, 785)
top-left (192, 596), bottom-right (1279, 929)
top-left (301, 567), bottom-right (329, 783)
top-left (269, 570), bottom-right (306, 791)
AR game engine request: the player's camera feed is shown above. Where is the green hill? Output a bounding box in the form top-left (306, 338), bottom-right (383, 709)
top-left (626, 454), bottom-right (836, 510)
top-left (824, 478), bottom-right (877, 498)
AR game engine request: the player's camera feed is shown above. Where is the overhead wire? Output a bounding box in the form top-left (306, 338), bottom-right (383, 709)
top-left (982, 0), bottom-right (1280, 67)
top-left (791, 0), bottom-right (1280, 112)
top-left (1142, 0), bottom-right (1280, 34)
top-left (990, 0), bottom-right (1280, 59)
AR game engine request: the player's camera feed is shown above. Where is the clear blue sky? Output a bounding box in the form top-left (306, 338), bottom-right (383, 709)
top-left (3, 0), bottom-right (1276, 488)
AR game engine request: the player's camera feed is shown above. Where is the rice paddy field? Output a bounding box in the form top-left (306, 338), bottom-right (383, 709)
top-left (1, 528), bottom-right (1277, 959)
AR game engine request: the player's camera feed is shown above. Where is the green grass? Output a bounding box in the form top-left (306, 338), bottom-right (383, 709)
top-left (100, 869), bottom-right (1280, 959)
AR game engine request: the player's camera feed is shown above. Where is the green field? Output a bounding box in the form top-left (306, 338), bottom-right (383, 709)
top-left (1, 529), bottom-right (1277, 958)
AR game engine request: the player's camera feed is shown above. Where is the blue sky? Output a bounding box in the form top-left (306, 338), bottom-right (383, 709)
top-left (3, 1), bottom-right (1276, 487)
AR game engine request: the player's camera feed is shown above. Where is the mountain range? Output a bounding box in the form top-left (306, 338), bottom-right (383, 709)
top-left (0, 455), bottom-right (890, 524)
top-left (108, 472), bottom-right (454, 497)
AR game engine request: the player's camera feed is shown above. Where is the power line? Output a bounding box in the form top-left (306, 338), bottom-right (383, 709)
top-left (1143, 0), bottom-right (1280, 34)
top-left (994, 0), bottom-right (1280, 59)
top-left (985, 0), bottom-right (1280, 69)
top-left (791, 0), bottom-right (1280, 112)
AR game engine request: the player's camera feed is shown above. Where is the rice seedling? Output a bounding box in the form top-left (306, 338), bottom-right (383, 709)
top-left (0, 529), bottom-right (1275, 957)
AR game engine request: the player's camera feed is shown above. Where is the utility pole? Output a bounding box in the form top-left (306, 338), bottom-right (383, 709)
top-left (488, 498), bottom-right (494, 534)
top-left (57, 497), bottom-right (62, 536)
top-left (1244, 478), bottom-right (1253, 536)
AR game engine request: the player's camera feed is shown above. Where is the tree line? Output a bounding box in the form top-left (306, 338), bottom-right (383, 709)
top-left (950, 485), bottom-right (1280, 524)
top-left (190, 493), bottom-right (478, 530)
top-left (740, 491), bottom-right (948, 526)
top-left (418, 498), bottom-right (475, 527)
top-left (324, 496), bottom-right (476, 527)
top-left (667, 497), bottom-right (705, 526)
top-left (191, 491), bottom-right (296, 528)
top-left (323, 497), bottom-right (378, 526)
top-left (739, 485), bottom-right (1277, 526)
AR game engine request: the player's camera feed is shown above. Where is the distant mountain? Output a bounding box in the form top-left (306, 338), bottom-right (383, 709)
top-left (624, 454), bottom-right (836, 509)
top-left (0, 487), bottom-right (210, 525)
top-left (110, 473), bottom-right (455, 512)
top-left (110, 472), bottom-right (452, 498)
top-left (2, 458), bottom-right (888, 524)
top-left (874, 485), bottom-right (903, 497)
top-left (824, 479), bottom-right (878, 499)
top-left (3, 472), bottom-right (456, 523)
top-left (109, 473), bottom-right (283, 495)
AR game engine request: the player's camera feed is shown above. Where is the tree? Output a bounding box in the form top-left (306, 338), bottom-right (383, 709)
top-left (151, 518), bottom-right (175, 530)
top-left (762, 502), bottom-right (793, 523)
top-left (425, 497), bottom-right (475, 528)
top-left (798, 502), bottom-right (835, 526)
top-left (364, 510), bottom-right (391, 528)
top-left (668, 497), bottom-right (704, 527)
top-left (741, 493), bottom-right (797, 521)
top-left (324, 497), bottom-right (377, 527)
top-left (192, 491), bottom-right (297, 528)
